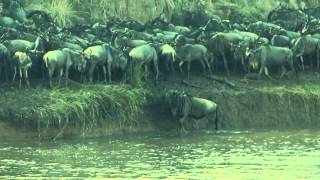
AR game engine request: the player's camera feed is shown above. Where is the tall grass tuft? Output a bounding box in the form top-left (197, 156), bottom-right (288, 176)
top-left (0, 84), bottom-right (146, 138)
top-left (24, 0), bottom-right (82, 28)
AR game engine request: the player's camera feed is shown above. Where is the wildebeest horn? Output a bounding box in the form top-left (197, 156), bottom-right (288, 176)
top-left (302, 25), bottom-right (308, 34)
top-left (245, 48), bottom-right (251, 57)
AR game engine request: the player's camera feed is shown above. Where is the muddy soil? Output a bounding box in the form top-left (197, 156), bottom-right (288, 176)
top-left (1, 71), bottom-right (320, 140)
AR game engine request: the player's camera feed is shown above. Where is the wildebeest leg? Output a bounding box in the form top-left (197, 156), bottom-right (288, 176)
top-left (121, 70), bottom-right (127, 84)
top-left (178, 116), bottom-right (187, 134)
top-left (153, 57), bottom-right (159, 83)
top-left (12, 66), bottom-right (17, 83)
top-left (179, 61), bottom-right (184, 74)
top-left (258, 65), bottom-right (264, 80)
top-left (107, 63), bottom-right (112, 83)
top-left (102, 66), bottom-right (107, 83)
top-left (170, 60), bottom-right (175, 74)
top-left (164, 55), bottom-right (170, 73)
top-left (58, 68), bottom-right (63, 87)
top-left (300, 56), bottom-right (304, 71)
top-left (65, 66), bottom-right (70, 87)
top-left (0, 64), bottom-right (2, 82)
top-left (199, 59), bottom-right (206, 74)
top-left (41, 61), bottom-right (46, 81)
top-left (203, 56), bottom-right (212, 74)
top-left (24, 68), bottom-right (30, 88)
top-left (4, 62), bottom-right (8, 82)
top-left (19, 68), bottom-right (22, 88)
top-left (144, 64), bottom-right (148, 81)
top-left (317, 47), bottom-right (320, 71)
top-left (280, 66), bottom-right (287, 79)
top-left (187, 61), bottom-right (191, 80)
top-left (241, 56), bottom-right (247, 73)
top-left (210, 55), bottom-right (215, 72)
top-left (48, 67), bottom-right (54, 88)
top-left (222, 53), bottom-right (230, 76)
top-left (264, 67), bottom-right (274, 80)
top-left (88, 64), bottom-right (95, 83)
top-left (215, 107), bottom-right (218, 131)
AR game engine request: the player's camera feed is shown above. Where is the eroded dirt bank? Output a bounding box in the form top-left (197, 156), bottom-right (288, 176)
top-left (1, 73), bottom-right (320, 140)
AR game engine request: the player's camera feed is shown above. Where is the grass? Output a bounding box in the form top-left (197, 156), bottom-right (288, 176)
top-left (22, 0), bottom-right (320, 25)
top-left (0, 84), bottom-right (146, 138)
top-left (24, 0), bottom-right (83, 28)
top-left (256, 80), bottom-right (320, 97)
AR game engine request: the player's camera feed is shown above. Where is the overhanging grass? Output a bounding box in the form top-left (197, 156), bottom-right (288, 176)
top-left (0, 84), bottom-right (146, 137)
top-left (256, 81), bottom-right (320, 97)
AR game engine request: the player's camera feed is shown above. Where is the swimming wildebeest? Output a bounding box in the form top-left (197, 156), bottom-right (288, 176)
top-left (43, 48), bottom-right (86, 88)
top-left (164, 90), bottom-right (218, 133)
top-left (12, 51), bottom-right (32, 88)
top-left (82, 43), bottom-right (113, 83)
top-left (175, 44), bottom-right (212, 79)
top-left (248, 44), bottom-right (297, 80)
top-left (129, 44), bottom-right (159, 85)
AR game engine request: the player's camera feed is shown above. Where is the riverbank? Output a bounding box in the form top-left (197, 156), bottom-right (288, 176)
top-left (1, 72), bottom-right (320, 140)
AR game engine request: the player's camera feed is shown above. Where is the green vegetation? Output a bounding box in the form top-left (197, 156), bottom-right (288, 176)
top-left (22, 0), bottom-right (320, 25)
top-left (0, 84), bottom-right (146, 138)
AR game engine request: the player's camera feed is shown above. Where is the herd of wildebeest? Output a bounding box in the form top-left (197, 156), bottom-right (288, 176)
top-left (2, 2), bottom-right (320, 131)
top-left (1, 2), bottom-right (320, 89)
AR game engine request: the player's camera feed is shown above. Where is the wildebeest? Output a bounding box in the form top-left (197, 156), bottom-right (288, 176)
top-left (4, 36), bottom-right (47, 55)
top-left (12, 51), bottom-right (32, 88)
top-left (168, 24), bottom-right (191, 35)
top-left (0, 44), bottom-right (9, 81)
top-left (292, 35), bottom-right (320, 71)
top-left (271, 35), bottom-right (291, 47)
top-left (158, 44), bottom-right (176, 73)
top-left (248, 44), bottom-right (296, 79)
top-left (82, 43), bottom-right (113, 83)
top-left (247, 21), bottom-right (286, 40)
top-left (207, 32), bottom-right (243, 75)
top-left (43, 48), bottom-right (86, 88)
top-left (0, 16), bottom-right (20, 28)
top-left (230, 35), bottom-right (268, 73)
top-left (110, 48), bottom-right (128, 82)
top-left (175, 44), bottom-right (212, 79)
top-left (114, 35), bottom-right (148, 49)
top-left (129, 44), bottom-right (159, 85)
top-left (164, 90), bottom-right (218, 133)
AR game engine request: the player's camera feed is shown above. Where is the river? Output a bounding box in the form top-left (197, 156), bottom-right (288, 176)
top-left (0, 129), bottom-right (319, 179)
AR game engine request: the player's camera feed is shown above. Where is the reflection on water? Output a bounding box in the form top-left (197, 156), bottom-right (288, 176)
top-left (0, 129), bottom-right (320, 179)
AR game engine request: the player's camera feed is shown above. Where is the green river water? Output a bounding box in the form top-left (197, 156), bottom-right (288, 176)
top-left (0, 129), bottom-right (320, 179)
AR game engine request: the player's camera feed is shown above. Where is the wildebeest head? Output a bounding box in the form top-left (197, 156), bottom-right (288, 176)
top-left (76, 54), bottom-right (87, 73)
top-left (14, 51), bottom-right (32, 69)
top-left (34, 34), bottom-right (49, 52)
top-left (82, 47), bottom-right (93, 60)
top-left (230, 43), bottom-right (246, 59)
top-left (291, 37), bottom-right (305, 57)
top-left (248, 49), bottom-right (260, 70)
top-left (113, 50), bottom-right (128, 70)
top-left (164, 90), bottom-right (181, 117)
top-left (65, 49), bottom-right (87, 73)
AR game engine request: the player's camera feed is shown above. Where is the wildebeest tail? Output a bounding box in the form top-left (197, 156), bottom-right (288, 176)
top-left (43, 53), bottom-right (49, 68)
top-left (215, 105), bottom-right (219, 131)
